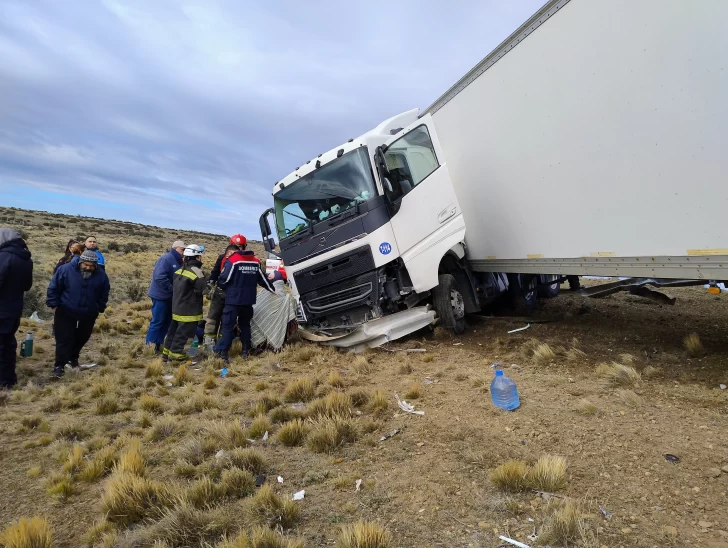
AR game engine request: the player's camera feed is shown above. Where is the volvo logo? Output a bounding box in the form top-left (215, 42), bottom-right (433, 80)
top-left (318, 237), bottom-right (326, 247)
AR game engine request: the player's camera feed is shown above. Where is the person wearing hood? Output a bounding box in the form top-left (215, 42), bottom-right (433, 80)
top-left (47, 250), bottom-right (110, 378)
top-left (162, 245), bottom-right (207, 362)
top-left (0, 229), bottom-right (33, 389)
top-left (146, 240), bottom-right (186, 353)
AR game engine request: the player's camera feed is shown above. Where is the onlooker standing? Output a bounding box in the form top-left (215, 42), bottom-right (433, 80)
top-left (163, 245), bottom-right (206, 362)
top-left (146, 240), bottom-right (186, 353)
top-left (0, 229), bottom-right (33, 389)
top-left (54, 241), bottom-right (85, 274)
top-left (203, 241), bottom-right (242, 344)
top-left (214, 240), bottom-right (275, 362)
top-left (47, 250), bottom-right (110, 378)
top-left (84, 236), bottom-right (105, 268)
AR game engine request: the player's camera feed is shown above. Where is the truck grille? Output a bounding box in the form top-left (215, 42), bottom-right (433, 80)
top-left (306, 283), bottom-right (373, 312)
top-left (301, 270), bottom-right (379, 320)
top-left (294, 245), bottom-right (375, 295)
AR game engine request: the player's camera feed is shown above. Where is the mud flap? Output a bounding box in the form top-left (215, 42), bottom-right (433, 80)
top-left (298, 306), bottom-right (437, 352)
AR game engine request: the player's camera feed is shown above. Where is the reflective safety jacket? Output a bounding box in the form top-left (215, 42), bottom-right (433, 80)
top-left (171, 259), bottom-right (207, 322)
top-left (218, 250), bottom-right (274, 306)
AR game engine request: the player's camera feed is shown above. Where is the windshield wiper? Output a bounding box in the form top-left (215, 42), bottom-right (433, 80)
top-left (284, 209), bottom-right (313, 233)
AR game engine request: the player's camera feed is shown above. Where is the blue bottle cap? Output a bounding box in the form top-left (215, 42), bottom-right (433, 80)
top-left (495, 370), bottom-right (504, 376)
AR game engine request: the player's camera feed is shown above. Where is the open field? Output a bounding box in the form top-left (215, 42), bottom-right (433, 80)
top-left (1, 207), bottom-right (727, 547)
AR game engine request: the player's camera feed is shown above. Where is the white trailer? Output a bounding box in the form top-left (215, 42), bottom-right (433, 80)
top-left (259, 0), bottom-right (728, 348)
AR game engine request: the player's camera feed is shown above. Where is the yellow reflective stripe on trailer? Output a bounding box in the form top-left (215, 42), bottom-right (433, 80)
top-left (174, 269), bottom-right (199, 281)
top-left (172, 314), bottom-right (203, 322)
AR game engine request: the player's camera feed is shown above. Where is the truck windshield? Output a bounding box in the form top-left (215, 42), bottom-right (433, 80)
top-left (274, 147), bottom-right (376, 240)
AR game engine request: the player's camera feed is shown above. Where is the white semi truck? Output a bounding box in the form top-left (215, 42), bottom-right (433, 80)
top-left (259, 0), bottom-right (728, 348)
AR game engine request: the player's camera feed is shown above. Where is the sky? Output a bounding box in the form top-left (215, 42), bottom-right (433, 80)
top-left (0, 0), bottom-right (544, 237)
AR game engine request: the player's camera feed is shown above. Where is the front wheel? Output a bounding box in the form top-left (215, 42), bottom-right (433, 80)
top-left (538, 274), bottom-right (561, 298)
top-left (432, 274), bottom-right (466, 335)
top-left (509, 273), bottom-right (538, 312)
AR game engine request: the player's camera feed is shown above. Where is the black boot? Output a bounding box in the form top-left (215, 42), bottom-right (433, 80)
top-left (154, 343), bottom-right (161, 355)
top-left (52, 365), bottom-right (64, 379)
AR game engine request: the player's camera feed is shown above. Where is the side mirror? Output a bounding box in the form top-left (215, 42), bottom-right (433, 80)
top-left (263, 237), bottom-right (276, 253)
top-left (382, 178), bottom-right (393, 194)
top-left (259, 208), bottom-right (274, 239)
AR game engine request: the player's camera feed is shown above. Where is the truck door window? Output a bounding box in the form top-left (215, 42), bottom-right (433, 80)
top-left (384, 125), bottom-right (439, 197)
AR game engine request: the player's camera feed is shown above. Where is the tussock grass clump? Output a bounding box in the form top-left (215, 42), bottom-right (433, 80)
top-left (337, 520), bottom-right (392, 548)
top-left (249, 526), bottom-right (305, 548)
top-left (533, 343), bottom-right (556, 365)
top-left (617, 389), bottom-right (644, 407)
top-left (595, 362), bottom-right (641, 387)
top-left (398, 362), bottom-right (413, 374)
top-left (173, 364), bottom-right (192, 386)
top-left (185, 476), bottom-right (226, 508)
top-left (307, 391), bottom-right (352, 419)
top-left (248, 394), bottom-right (282, 417)
top-left (254, 381), bottom-right (269, 391)
top-left (62, 444), bottom-right (87, 475)
top-left (204, 375), bottom-right (217, 389)
top-left (139, 393), bottom-right (164, 414)
top-left (368, 390), bottom-right (388, 417)
top-left (90, 380), bottom-right (108, 398)
top-left (83, 520), bottom-right (115, 546)
top-left (283, 377), bottom-right (316, 402)
top-left (174, 459), bottom-right (197, 478)
top-left (248, 415), bottom-right (272, 439)
top-left (138, 412), bottom-right (153, 428)
top-left (565, 347), bottom-right (587, 362)
top-left (422, 354), bottom-right (434, 363)
top-left (45, 470), bottom-right (76, 498)
top-left (527, 455), bottom-right (567, 492)
top-left (96, 395), bottom-right (120, 415)
top-left (683, 333), bottom-right (705, 357)
top-left (353, 356), bottom-right (372, 374)
top-left (144, 359), bottom-right (164, 379)
top-left (79, 446), bottom-right (117, 482)
top-left (114, 442), bottom-right (145, 477)
top-left (26, 466), bottom-right (42, 479)
top-left (219, 467), bottom-right (256, 498)
top-left (226, 448), bottom-right (267, 475)
top-left (276, 419), bottom-right (309, 447)
top-left (306, 416), bottom-right (358, 453)
top-left (348, 390), bottom-right (370, 408)
top-left (618, 353), bottom-right (635, 365)
top-left (288, 344), bottom-right (317, 363)
top-left (269, 406), bottom-right (302, 424)
top-left (0, 517), bottom-right (53, 548)
top-left (490, 460), bottom-right (530, 492)
top-left (539, 501), bottom-right (586, 545)
top-left (247, 485), bottom-right (301, 529)
top-left (101, 472), bottom-right (175, 526)
top-left (327, 371), bottom-right (344, 388)
top-left (576, 399), bottom-right (598, 415)
top-left (642, 365), bottom-right (660, 378)
top-left (204, 419), bottom-right (247, 449)
top-left (147, 416), bottom-right (183, 442)
top-left (404, 382), bottom-right (422, 400)
top-left (177, 437), bottom-right (217, 466)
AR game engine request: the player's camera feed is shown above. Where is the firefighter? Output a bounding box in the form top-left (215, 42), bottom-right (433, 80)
top-left (162, 244), bottom-right (206, 362)
top-left (214, 238), bottom-right (275, 362)
top-left (203, 234), bottom-right (246, 345)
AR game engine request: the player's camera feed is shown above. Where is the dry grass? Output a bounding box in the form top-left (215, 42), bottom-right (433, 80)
top-left (595, 362), bottom-right (641, 387)
top-left (247, 485), bottom-right (301, 529)
top-left (348, 390), bottom-right (370, 408)
top-left (269, 406), bottom-right (302, 424)
top-left (173, 363), bottom-right (192, 386)
top-left (26, 466), bottom-right (42, 478)
top-left (642, 365), bottom-right (660, 378)
top-left (96, 395), bottom-right (120, 415)
top-left (226, 448), bottom-right (267, 475)
top-left (533, 343), bottom-right (556, 365)
top-left (327, 371), bottom-right (344, 388)
top-left (539, 501), bottom-right (587, 545)
top-left (248, 415), bottom-right (272, 439)
top-left (139, 393), bottom-right (165, 414)
top-left (422, 354), bottom-right (434, 363)
top-left (618, 353), bottom-right (635, 365)
top-left (83, 520), bottom-right (115, 546)
top-left (90, 380), bottom-right (108, 398)
top-left (114, 443), bottom-right (145, 477)
top-left (527, 455), bottom-right (567, 492)
top-left (185, 476), bottom-right (226, 508)
top-left (45, 472), bottom-right (76, 498)
top-left (220, 467), bottom-right (256, 498)
top-left (147, 416), bottom-right (183, 442)
top-left (306, 391), bottom-right (352, 418)
top-left (204, 419), bottom-right (247, 449)
top-left (79, 446), bottom-right (117, 482)
top-left (489, 460), bottom-right (529, 492)
top-left (62, 444), bottom-right (87, 475)
top-left (397, 362), bottom-right (413, 374)
top-left (337, 520), bottom-right (392, 548)
top-left (306, 416), bottom-right (358, 453)
top-left (353, 356), bottom-right (372, 374)
top-left (0, 517), bottom-right (53, 548)
top-left (288, 344), bottom-right (317, 363)
top-left (204, 374), bottom-right (217, 389)
top-left (248, 394), bottom-right (282, 417)
top-left (101, 472), bottom-right (175, 526)
top-left (576, 399), bottom-right (598, 415)
top-left (404, 382), bottom-right (422, 400)
top-left (565, 347), bottom-right (587, 362)
top-left (247, 526), bottom-right (305, 548)
top-left (276, 419), bottom-right (309, 447)
top-left (283, 377), bottom-right (316, 402)
top-left (683, 333), bottom-right (705, 357)
top-left (368, 390), bottom-right (388, 417)
top-left (617, 389), bottom-right (644, 407)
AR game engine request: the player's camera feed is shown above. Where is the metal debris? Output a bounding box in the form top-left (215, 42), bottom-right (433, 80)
top-left (498, 535), bottom-right (530, 548)
top-left (395, 394), bottom-right (424, 415)
top-left (507, 324), bottom-right (531, 334)
top-left (599, 504), bottom-right (612, 519)
top-left (664, 454), bottom-right (680, 464)
top-left (380, 429), bottom-right (401, 441)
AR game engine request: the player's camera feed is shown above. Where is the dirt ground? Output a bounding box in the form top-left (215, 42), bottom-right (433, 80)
top-left (0, 208), bottom-right (727, 547)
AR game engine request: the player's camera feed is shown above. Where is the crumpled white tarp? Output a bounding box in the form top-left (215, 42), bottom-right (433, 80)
top-left (251, 281), bottom-right (297, 351)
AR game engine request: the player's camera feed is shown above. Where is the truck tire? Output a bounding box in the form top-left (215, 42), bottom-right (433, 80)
top-left (538, 274), bottom-right (561, 298)
top-left (432, 274), bottom-right (466, 335)
top-left (509, 273), bottom-right (538, 312)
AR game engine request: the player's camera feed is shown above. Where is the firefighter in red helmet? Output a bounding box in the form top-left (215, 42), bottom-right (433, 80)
top-left (203, 234), bottom-right (247, 345)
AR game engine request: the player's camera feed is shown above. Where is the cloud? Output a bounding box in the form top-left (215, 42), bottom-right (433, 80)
top-left (0, 0), bottom-right (543, 236)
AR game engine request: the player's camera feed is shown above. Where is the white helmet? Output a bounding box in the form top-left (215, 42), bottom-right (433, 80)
top-left (183, 244), bottom-right (205, 257)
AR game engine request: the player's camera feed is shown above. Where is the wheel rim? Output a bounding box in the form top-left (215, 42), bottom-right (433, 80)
top-left (450, 289), bottom-right (465, 320)
top-left (523, 275), bottom-right (537, 301)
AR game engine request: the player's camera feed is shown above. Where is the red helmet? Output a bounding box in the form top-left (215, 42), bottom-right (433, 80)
top-left (230, 234), bottom-right (246, 246)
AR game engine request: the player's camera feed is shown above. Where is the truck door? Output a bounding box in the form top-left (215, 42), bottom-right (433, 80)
top-left (379, 114), bottom-right (465, 291)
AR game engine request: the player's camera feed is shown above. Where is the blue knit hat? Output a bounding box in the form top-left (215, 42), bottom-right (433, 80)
top-left (80, 250), bottom-right (99, 263)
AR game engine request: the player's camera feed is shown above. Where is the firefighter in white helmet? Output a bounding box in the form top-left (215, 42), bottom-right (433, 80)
top-left (162, 244), bottom-right (207, 362)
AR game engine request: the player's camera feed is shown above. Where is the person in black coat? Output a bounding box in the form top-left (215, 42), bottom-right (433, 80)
top-left (47, 250), bottom-right (110, 378)
top-left (0, 228), bottom-right (33, 388)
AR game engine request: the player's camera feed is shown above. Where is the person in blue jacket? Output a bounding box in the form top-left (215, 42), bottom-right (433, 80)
top-left (145, 240), bottom-right (186, 353)
top-left (0, 229), bottom-right (33, 389)
top-left (47, 250), bottom-right (110, 378)
top-left (84, 236), bottom-right (105, 268)
top-left (214, 241), bottom-right (275, 362)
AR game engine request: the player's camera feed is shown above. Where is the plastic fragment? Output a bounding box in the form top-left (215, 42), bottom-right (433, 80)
top-left (292, 490), bottom-right (305, 501)
top-left (498, 535), bottom-right (530, 548)
top-left (508, 323), bottom-right (531, 334)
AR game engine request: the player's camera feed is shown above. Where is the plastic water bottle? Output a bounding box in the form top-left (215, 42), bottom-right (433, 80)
top-left (188, 340), bottom-right (199, 358)
top-left (490, 369), bottom-right (520, 410)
